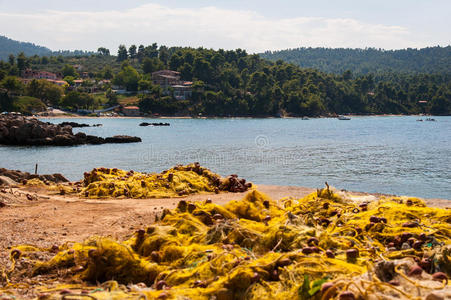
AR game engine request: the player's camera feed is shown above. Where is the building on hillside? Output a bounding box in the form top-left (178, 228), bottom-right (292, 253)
top-left (98, 80), bottom-right (111, 86)
top-left (172, 85), bottom-right (193, 100)
top-left (73, 79), bottom-right (84, 88)
top-left (151, 70), bottom-right (193, 100)
top-left (122, 106), bottom-right (141, 117)
top-left (20, 78), bottom-right (67, 87)
top-left (151, 70), bottom-right (182, 87)
top-left (22, 69), bottom-right (62, 80)
top-left (47, 80), bottom-right (68, 87)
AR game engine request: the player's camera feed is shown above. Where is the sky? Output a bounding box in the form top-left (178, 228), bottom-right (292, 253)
top-left (0, 0), bottom-right (450, 53)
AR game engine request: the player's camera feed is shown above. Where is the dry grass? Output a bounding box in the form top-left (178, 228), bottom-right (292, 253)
top-left (118, 96), bottom-right (139, 106)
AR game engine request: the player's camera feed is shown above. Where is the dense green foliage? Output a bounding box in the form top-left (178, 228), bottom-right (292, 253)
top-left (260, 47), bottom-right (451, 75)
top-left (26, 79), bottom-right (64, 106)
top-left (61, 91), bottom-right (95, 110)
top-left (0, 89), bottom-right (13, 112)
top-left (113, 63), bottom-right (141, 91)
top-left (11, 96), bottom-right (46, 114)
top-left (137, 47), bottom-right (450, 116)
top-left (0, 42), bottom-right (450, 116)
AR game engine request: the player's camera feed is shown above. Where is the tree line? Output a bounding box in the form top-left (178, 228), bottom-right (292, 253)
top-left (260, 46), bottom-right (451, 75)
top-left (0, 35), bottom-right (96, 61)
top-left (1, 44), bottom-right (450, 116)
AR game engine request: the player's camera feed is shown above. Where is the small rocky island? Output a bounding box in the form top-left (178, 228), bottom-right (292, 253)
top-left (0, 115), bottom-right (141, 146)
top-left (57, 121), bottom-right (102, 128)
top-left (139, 122), bottom-right (170, 127)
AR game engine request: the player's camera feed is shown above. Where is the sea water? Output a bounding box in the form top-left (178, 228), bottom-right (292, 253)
top-left (1, 116), bottom-right (450, 199)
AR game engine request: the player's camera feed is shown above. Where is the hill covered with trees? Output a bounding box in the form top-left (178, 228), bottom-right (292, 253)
top-left (260, 47), bottom-right (451, 75)
top-left (0, 35), bottom-right (94, 61)
top-left (0, 35), bottom-right (52, 61)
top-left (1, 43), bottom-right (450, 116)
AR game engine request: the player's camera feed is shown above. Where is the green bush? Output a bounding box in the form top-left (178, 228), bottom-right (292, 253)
top-left (12, 96), bottom-right (46, 115)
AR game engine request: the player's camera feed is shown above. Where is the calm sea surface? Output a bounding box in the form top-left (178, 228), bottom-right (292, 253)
top-left (1, 116), bottom-right (450, 199)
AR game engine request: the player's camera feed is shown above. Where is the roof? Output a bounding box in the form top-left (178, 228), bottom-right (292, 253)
top-left (152, 70), bottom-right (180, 75)
top-left (123, 106), bottom-right (140, 110)
top-left (37, 71), bottom-right (57, 76)
top-left (47, 79), bottom-right (67, 84)
top-left (172, 85), bottom-right (192, 89)
top-left (157, 75), bottom-right (179, 79)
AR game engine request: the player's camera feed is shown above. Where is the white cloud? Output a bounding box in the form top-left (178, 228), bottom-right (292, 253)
top-left (0, 3), bottom-right (424, 52)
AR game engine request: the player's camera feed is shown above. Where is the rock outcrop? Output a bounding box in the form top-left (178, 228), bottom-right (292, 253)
top-left (0, 175), bottom-right (18, 186)
top-left (0, 168), bottom-right (69, 185)
top-left (57, 122), bottom-right (102, 128)
top-left (139, 122), bottom-right (170, 126)
top-left (0, 115), bottom-right (141, 146)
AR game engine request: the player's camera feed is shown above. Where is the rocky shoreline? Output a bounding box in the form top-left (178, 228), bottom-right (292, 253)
top-left (0, 115), bottom-right (141, 146)
top-left (0, 167), bottom-right (68, 186)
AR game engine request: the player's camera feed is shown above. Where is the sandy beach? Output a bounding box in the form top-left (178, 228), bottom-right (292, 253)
top-left (35, 111), bottom-right (428, 119)
top-left (0, 185), bottom-right (314, 251)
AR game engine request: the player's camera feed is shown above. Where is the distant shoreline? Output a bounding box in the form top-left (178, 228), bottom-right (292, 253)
top-left (36, 113), bottom-right (443, 119)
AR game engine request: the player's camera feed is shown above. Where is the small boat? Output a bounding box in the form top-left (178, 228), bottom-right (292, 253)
top-left (338, 115), bottom-right (351, 120)
top-left (416, 119), bottom-right (423, 122)
top-left (425, 118), bottom-right (436, 122)
top-left (301, 117), bottom-right (309, 120)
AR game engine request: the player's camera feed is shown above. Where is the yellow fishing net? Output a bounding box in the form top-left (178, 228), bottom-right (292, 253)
top-left (81, 163), bottom-right (252, 199)
top-left (21, 177), bottom-right (75, 195)
top-left (2, 186), bottom-right (451, 299)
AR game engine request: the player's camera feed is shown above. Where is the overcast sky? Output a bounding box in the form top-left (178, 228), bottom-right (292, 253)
top-left (0, 0), bottom-right (450, 53)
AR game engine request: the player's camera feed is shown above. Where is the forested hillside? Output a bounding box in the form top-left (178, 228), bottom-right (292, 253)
top-left (0, 36), bottom-right (52, 61)
top-left (1, 44), bottom-right (450, 116)
top-left (260, 47), bottom-right (451, 75)
top-left (0, 35), bottom-right (94, 61)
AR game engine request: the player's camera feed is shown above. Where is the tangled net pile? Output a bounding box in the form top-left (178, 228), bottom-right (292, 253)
top-left (80, 163), bottom-right (252, 199)
top-left (2, 186), bottom-right (450, 299)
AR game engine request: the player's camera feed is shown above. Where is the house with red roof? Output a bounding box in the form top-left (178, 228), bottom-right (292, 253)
top-left (22, 69), bottom-right (62, 80)
top-left (122, 106), bottom-right (141, 117)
